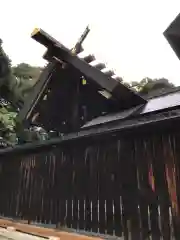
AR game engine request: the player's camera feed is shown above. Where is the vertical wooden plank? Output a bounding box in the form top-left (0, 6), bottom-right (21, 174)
top-left (19, 158), bottom-right (26, 219)
top-left (72, 144), bottom-right (91, 231)
top-left (27, 157), bottom-right (34, 222)
top-left (98, 143), bottom-right (106, 234)
top-left (85, 198), bottom-right (91, 231)
top-left (51, 148), bottom-right (57, 227)
top-left (82, 144), bottom-right (99, 233)
top-left (23, 157), bottom-right (31, 220)
top-left (144, 138), bottom-right (161, 240)
top-left (118, 138), bottom-right (141, 240)
top-left (64, 147), bottom-right (73, 229)
top-left (49, 152), bottom-right (56, 224)
top-left (162, 134), bottom-right (178, 238)
top-left (126, 139), bottom-right (140, 240)
top-left (50, 150), bottom-right (58, 225)
top-left (166, 133), bottom-right (180, 239)
top-left (173, 132), bottom-right (180, 239)
top-left (28, 157), bottom-right (34, 221)
top-left (43, 152), bottom-right (50, 224)
top-left (32, 155), bottom-right (39, 223)
top-left (78, 146), bottom-right (87, 231)
top-left (71, 147), bottom-right (79, 230)
top-left (134, 139), bottom-right (150, 240)
top-left (32, 156), bottom-right (38, 222)
top-left (31, 155), bottom-right (37, 222)
top-left (103, 141), bottom-right (115, 236)
top-left (90, 145), bottom-right (99, 234)
top-left (15, 159), bottom-right (23, 218)
top-left (37, 154), bottom-right (44, 224)
top-left (53, 149), bottom-right (65, 227)
top-left (84, 145), bottom-right (96, 232)
top-left (48, 151), bottom-right (56, 224)
top-left (35, 153), bottom-right (45, 223)
top-left (5, 160), bottom-right (10, 216)
top-left (9, 162), bottom-right (15, 217)
top-left (71, 145), bottom-right (82, 230)
top-left (0, 160), bottom-right (5, 215)
top-left (8, 158), bottom-right (20, 218)
top-left (113, 140), bottom-right (122, 237)
top-left (3, 161), bottom-right (7, 216)
top-left (59, 198), bottom-right (66, 227)
top-left (47, 152), bottom-right (53, 224)
top-left (152, 135), bottom-right (171, 240)
top-left (115, 139), bottom-right (128, 239)
top-left (60, 149), bottom-right (71, 227)
top-left (43, 153), bottom-right (51, 224)
top-left (6, 159), bottom-right (14, 217)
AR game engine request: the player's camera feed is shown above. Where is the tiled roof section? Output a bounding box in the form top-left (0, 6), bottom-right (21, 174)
top-left (82, 105), bottom-right (144, 128)
top-left (82, 89), bottom-right (180, 128)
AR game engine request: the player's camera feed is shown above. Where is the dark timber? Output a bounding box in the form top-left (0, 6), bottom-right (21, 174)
top-left (1, 14), bottom-right (180, 240)
top-left (164, 13), bottom-right (180, 60)
top-left (31, 28), bottom-right (145, 107)
top-left (17, 28), bottom-right (146, 133)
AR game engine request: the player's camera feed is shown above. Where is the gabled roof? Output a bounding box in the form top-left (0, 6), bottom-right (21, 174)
top-left (18, 24), bottom-right (179, 133)
top-left (17, 28), bottom-right (147, 132)
top-left (31, 28), bottom-right (147, 108)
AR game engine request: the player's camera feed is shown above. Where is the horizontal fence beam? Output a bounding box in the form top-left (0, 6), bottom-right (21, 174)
top-left (0, 107), bottom-right (180, 156)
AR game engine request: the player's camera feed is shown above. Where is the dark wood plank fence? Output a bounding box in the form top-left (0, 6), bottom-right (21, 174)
top-left (0, 130), bottom-right (180, 239)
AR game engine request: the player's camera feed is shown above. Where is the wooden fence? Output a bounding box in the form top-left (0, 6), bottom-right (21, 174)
top-left (0, 129), bottom-right (180, 239)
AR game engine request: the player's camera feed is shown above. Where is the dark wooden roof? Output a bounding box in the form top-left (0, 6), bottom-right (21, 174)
top-left (31, 28), bottom-right (146, 108)
top-left (18, 23), bottom-right (180, 134)
top-left (17, 28), bottom-right (147, 132)
top-left (164, 13), bottom-right (180, 60)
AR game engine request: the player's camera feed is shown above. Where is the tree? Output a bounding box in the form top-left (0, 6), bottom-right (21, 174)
top-left (130, 77), bottom-right (175, 95)
top-left (0, 43), bottom-right (45, 146)
top-left (0, 39), bottom-right (12, 87)
top-left (10, 63), bottom-right (43, 103)
top-left (12, 63), bottom-right (42, 81)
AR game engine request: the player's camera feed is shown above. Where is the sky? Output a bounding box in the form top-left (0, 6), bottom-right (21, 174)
top-left (1, 0), bottom-right (180, 84)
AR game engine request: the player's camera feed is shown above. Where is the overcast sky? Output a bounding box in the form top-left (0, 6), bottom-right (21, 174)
top-left (1, 0), bottom-right (180, 84)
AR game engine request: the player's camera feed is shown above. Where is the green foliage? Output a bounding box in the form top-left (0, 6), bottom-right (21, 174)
top-left (12, 63), bottom-right (42, 81)
top-left (0, 42), bottom-right (44, 145)
top-left (0, 102), bottom-right (17, 145)
top-left (0, 107), bottom-right (16, 131)
top-left (8, 75), bottom-right (36, 104)
top-left (130, 77), bottom-right (174, 95)
top-left (7, 63), bottom-right (42, 105)
top-left (0, 39), bottom-right (12, 88)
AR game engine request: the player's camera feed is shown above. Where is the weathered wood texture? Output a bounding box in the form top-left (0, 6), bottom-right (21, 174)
top-left (0, 131), bottom-right (180, 239)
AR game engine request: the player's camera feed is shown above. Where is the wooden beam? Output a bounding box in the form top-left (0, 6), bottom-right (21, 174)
top-left (16, 62), bottom-right (57, 123)
top-left (31, 28), bottom-right (147, 109)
